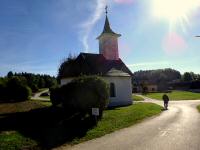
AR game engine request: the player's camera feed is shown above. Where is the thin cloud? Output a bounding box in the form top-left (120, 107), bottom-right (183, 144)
top-left (113, 0), bottom-right (135, 4)
top-left (80, 0), bottom-right (107, 52)
top-left (127, 61), bottom-right (170, 67)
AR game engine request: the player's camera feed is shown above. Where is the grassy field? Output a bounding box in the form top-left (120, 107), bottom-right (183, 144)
top-left (197, 105), bottom-right (200, 112)
top-left (39, 95), bottom-right (50, 99)
top-left (132, 95), bottom-right (144, 101)
top-left (72, 102), bottom-right (162, 144)
top-left (0, 100), bottom-right (51, 115)
top-left (0, 131), bottom-right (37, 150)
top-left (144, 91), bottom-right (200, 100)
top-left (38, 88), bottom-right (48, 93)
top-left (0, 100), bottom-right (52, 150)
top-left (0, 101), bottom-right (162, 149)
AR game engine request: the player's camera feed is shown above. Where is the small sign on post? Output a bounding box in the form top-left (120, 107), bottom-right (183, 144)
top-left (92, 108), bottom-right (99, 116)
top-left (92, 108), bottom-right (99, 125)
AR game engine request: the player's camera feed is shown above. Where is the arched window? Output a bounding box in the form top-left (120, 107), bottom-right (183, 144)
top-left (110, 82), bottom-right (116, 97)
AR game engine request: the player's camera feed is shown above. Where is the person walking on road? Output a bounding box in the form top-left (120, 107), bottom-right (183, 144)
top-left (162, 94), bottom-right (169, 110)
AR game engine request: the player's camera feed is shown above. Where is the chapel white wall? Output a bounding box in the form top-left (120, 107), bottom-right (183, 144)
top-left (103, 76), bottom-right (132, 107)
top-left (60, 76), bottom-right (133, 107)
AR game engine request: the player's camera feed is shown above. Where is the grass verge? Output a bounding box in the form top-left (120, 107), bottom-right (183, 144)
top-left (39, 95), bottom-right (50, 99)
top-left (197, 105), bottom-right (200, 112)
top-left (72, 102), bottom-right (162, 144)
top-left (0, 100), bottom-right (51, 149)
top-left (144, 91), bottom-right (200, 100)
top-left (38, 88), bottom-right (48, 92)
top-left (132, 95), bottom-right (144, 101)
top-left (0, 100), bottom-right (50, 115)
top-left (0, 131), bottom-right (37, 150)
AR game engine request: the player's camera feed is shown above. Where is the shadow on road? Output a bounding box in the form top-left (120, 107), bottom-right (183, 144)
top-left (0, 106), bottom-right (96, 149)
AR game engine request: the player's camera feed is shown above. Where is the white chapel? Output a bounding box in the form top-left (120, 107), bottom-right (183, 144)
top-left (59, 9), bottom-right (133, 107)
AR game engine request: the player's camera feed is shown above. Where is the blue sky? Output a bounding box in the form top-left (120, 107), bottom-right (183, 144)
top-left (0, 0), bottom-right (200, 77)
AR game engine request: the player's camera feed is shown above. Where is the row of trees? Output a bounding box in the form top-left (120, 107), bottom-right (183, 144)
top-left (182, 72), bottom-right (200, 82)
top-left (0, 71), bottom-right (57, 102)
top-left (7, 71), bottom-right (57, 92)
top-left (133, 68), bottom-right (182, 83)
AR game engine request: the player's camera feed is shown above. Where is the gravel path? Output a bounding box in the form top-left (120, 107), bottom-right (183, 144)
top-left (31, 89), bottom-right (50, 101)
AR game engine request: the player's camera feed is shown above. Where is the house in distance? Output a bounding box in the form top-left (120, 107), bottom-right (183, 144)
top-left (59, 10), bottom-right (133, 107)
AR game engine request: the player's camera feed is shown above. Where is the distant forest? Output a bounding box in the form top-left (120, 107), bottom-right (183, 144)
top-left (1, 71), bottom-right (57, 93)
top-left (133, 68), bottom-right (200, 91)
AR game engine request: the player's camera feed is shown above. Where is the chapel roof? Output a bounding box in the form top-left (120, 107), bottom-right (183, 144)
top-left (59, 53), bottom-right (133, 78)
top-left (97, 15), bottom-right (121, 39)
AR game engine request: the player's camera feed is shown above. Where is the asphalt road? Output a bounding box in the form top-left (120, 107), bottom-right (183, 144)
top-left (56, 98), bottom-right (200, 150)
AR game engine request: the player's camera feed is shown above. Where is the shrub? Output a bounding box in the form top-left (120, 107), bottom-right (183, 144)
top-left (0, 77), bottom-right (32, 102)
top-left (7, 77), bottom-right (32, 101)
top-left (50, 86), bottom-right (62, 106)
top-left (0, 81), bottom-right (7, 100)
top-left (30, 84), bottom-right (39, 93)
top-left (60, 76), bottom-right (109, 119)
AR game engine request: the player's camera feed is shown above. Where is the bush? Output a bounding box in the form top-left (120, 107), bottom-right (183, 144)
top-left (50, 86), bottom-right (62, 106)
top-left (7, 77), bottom-right (32, 101)
top-left (60, 76), bottom-right (109, 119)
top-left (50, 76), bottom-right (109, 119)
top-left (0, 77), bottom-right (31, 102)
top-left (30, 84), bottom-right (39, 93)
top-left (0, 81), bottom-right (7, 100)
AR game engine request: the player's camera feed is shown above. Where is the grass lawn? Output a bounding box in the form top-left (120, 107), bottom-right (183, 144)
top-left (0, 100), bottom-right (51, 150)
top-left (132, 95), bottom-right (144, 101)
top-left (0, 131), bottom-right (37, 150)
top-left (39, 95), bottom-right (50, 99)
top-left (72, 102), bottom-right (162, 144)
top-left (197, 105), bottom-right (200, 112)
top-left (38, 88), bottom-right (48, 92)
top-left (0, 100), bottom-right (51, 115)
top-left (144, 91), bottom-right (200, 100)
top-left (31, 99), bottom-right (52, 106)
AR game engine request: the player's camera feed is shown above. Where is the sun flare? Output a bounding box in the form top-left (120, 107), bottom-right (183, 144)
top-left (152, 0), bottom-right (200, 28)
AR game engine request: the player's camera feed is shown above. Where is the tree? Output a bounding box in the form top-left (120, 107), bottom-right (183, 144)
top-left (38, 78), bottom-right (45, 88)
top-left (57, 54), bottom-right (77, 80)
top-left (182, 72), bottom-right (193, 81)
top-left (7, 71), bottom-right (13, 78)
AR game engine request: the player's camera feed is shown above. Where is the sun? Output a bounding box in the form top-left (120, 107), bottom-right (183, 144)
top-left (152, 0), bottom-right (200, 28)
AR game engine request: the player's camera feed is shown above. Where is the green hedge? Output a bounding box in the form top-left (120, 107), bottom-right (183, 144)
top-left (50, 76), bottom-right (109, 118)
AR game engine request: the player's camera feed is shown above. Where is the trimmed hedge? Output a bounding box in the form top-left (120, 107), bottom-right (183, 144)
top-left (50, 76), bottom-right (109, 118)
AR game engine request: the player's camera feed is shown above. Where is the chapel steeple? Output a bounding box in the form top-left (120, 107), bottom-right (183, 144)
top-left (97, 6), bottom-right (121, 60)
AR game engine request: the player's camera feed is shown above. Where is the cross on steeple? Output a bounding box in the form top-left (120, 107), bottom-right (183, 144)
top-left (105, 5), bottom-right (108, 15)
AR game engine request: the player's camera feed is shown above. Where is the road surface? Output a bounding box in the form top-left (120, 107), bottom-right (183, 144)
top-left (55, 97), bottom-right (200, 150)
top-left (31, 89), bottom-right (50, 101)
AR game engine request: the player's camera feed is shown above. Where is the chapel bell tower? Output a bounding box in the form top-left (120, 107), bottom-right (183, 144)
top-left (97, 6), bottom-right (121, 60)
